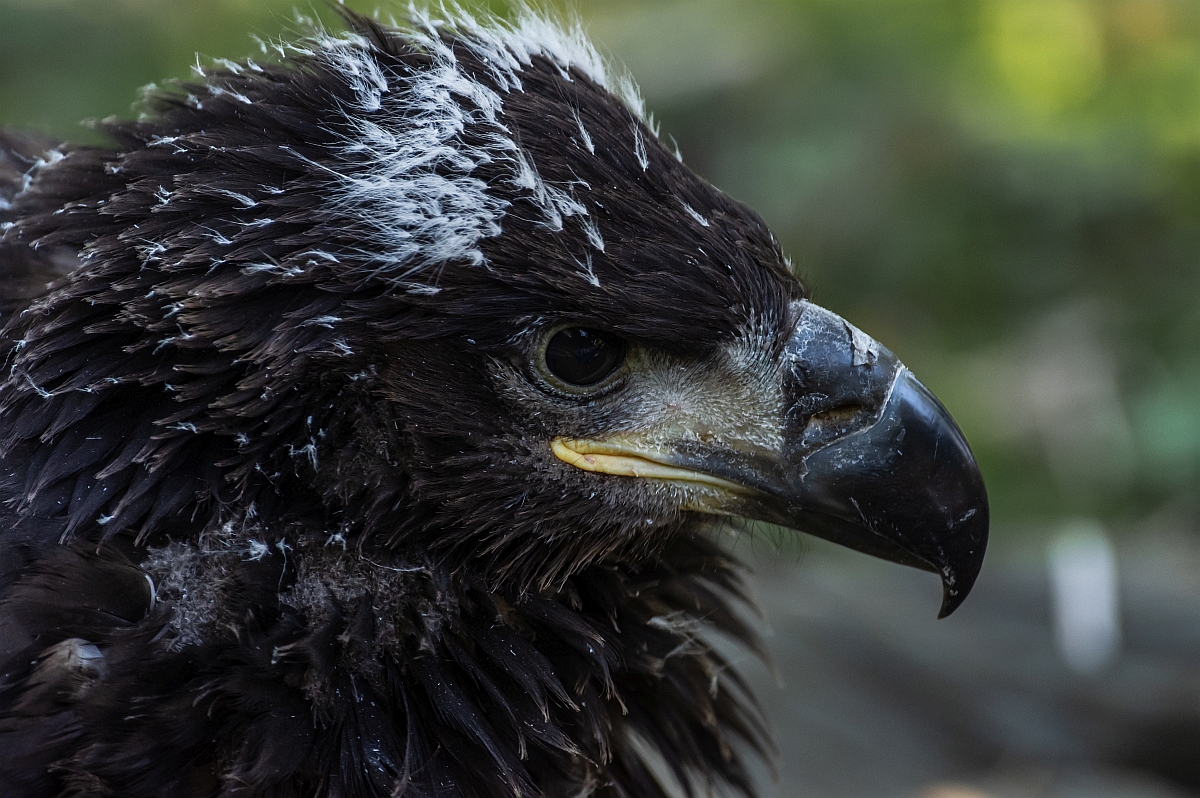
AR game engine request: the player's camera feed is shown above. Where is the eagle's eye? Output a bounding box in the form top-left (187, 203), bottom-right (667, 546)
top-left (542, 327), bottom-right (627, 390)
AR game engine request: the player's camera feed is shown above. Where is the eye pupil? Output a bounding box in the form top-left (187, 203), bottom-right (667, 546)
top-left (545, 328), bottom-right (626, 387)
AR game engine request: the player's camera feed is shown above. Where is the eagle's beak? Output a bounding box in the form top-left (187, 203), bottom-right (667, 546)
top-left (758, 301), bottom-right (988, 617)
top-left (553, 301), bottom-right (988, 617)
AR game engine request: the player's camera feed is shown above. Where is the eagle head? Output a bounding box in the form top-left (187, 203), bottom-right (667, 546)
top-left (0, 7), bottom-right (987, 797)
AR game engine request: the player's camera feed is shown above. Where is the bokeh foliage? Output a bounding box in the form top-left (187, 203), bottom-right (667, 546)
top-left (1, 0), bottom-right (1197, 539)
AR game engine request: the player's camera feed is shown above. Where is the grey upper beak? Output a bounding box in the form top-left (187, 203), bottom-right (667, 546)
top-left (673, 301), bottom-right (989, 617)
top-left (770, 301), bottom-right (988, 617)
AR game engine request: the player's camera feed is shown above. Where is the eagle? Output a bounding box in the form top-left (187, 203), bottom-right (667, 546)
top-left (0, 7), bottom-right (987, 798)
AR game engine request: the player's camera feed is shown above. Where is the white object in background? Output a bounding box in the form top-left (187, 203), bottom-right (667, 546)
top-left (1048, 520), bottom-right (1121, 674)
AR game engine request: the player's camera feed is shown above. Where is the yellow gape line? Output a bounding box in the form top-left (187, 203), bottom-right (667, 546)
top-left (551, 438), bottom-right (748, 493)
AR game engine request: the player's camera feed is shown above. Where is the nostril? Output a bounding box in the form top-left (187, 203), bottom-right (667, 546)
top-left (807, 403), bottom-right (865, 428)
top-left (797, 402), bottom-right (873, 450)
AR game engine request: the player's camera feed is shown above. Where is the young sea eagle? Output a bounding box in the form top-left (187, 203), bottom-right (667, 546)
top-left (0, 8), bottom-right (987, 798)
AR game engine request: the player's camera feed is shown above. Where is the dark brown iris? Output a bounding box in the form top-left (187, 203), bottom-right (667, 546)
top-left (544, 328), bottom-right (626, 387)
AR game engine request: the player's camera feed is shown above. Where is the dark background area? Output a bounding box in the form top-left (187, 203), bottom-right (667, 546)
top-left (3, 1), bottom-right (1199, 795)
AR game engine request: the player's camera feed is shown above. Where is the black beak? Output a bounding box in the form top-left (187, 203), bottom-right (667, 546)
top-left (677, 301), bottom-right (988, 617)
top-left (771, 301), bottom-right (988, 616)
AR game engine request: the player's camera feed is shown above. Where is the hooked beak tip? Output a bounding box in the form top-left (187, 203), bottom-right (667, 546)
top-left (936, 516), bottom-right (988, 619)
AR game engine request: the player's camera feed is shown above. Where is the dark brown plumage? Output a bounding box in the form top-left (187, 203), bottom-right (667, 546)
top-left (0, 8), bottom-right (987, 797)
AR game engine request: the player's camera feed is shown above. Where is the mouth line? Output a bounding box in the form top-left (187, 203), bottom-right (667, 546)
top-left (552, 437), bottom-right (944, 580)
top-left (550, 437), bottom-right (753, 495)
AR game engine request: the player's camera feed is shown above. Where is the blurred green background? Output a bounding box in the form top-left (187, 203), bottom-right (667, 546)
top-left (5, 2), bottom-right (1200, 795)
top-left (4, 0), bottom-right (1196, 546)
